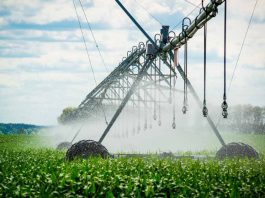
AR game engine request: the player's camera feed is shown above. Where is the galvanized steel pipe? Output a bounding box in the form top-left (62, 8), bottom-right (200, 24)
top-left (162, 0), bottom-right (224, 52)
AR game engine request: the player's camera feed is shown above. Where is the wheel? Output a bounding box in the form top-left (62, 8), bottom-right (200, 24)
top-left (65, 140), bottom-right (110, 161)
top-left (56, 141), bottom-right (72, 150)
top-left (216, 142), bottom-right (259, 160)
top-left (160, 152), bottom-right (174, 158)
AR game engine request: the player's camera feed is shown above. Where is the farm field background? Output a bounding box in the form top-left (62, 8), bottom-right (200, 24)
top-left (0, 134), bottom-right (265, 197)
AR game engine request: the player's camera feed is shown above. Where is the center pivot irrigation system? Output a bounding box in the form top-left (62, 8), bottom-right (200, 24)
top-left (58, 0), bottom-right (259, 160)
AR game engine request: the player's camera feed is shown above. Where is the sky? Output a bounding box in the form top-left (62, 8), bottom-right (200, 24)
top-left (0, 0), bottom-right (265, 125)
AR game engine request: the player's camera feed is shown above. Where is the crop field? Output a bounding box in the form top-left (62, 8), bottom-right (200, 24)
top-left (0, 134), bottom-right (265, 197)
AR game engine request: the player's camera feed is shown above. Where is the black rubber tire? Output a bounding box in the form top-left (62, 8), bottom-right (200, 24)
top-left (160, 152), bottom-right (174, 158)
top-left (65, 140), bottom-right (110, 161)
top-left (56, 142), bottom-right (72, 150)
top-left (216, 142), bottom-right (259, 160)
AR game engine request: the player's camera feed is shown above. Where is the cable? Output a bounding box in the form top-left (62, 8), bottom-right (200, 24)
top-left (216, 0), bottom-right (258, 127)
top-left (223, 0), bottom-right (227, 99)
top-left (183, 0), bottom-right (201, 8)
top-left (73, 0), bottom-right (108, 124)
top-left (171, 2), bottom-right (201, 31)
top-left (228, 0), bottom-right (258, 94)
top-left (134, 0), bottom-right (163, 26)
top-left (73, 0), bottom-right (97, 85)
top-left (78, 0), bottom-right (109, 72)
top-left (71, 126), bottom-right (83, 143)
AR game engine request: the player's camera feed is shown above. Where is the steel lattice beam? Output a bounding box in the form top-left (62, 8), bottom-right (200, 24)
top-left (70, 0), bottom-right (226, 147)
top-left (99, 57), bottom-right (155, 143)
top-left (100, 0), bottom-right (226, 146)
top-left (162, 0), bottom-right (224, 52)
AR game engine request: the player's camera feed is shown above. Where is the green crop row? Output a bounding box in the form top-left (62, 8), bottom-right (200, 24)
top-left (0, 135), bottom-right (265, 197)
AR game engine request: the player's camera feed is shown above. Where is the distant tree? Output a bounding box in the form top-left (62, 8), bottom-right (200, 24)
top-left (0, 123), bottom-right (43, 134)
top-left (57, 107), bottom-right (77, 124)
top-left (231, 105), bottom-right (243, 132)
top-left (19, 128), bottom-right (24, 134)
top-left (219, 104), bottom-right (265, 135)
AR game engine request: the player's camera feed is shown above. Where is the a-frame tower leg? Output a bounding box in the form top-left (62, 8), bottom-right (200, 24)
top-left (103, 0), bottom-right (226, 147)
top-left (99, 57), bottom-right (155, 143)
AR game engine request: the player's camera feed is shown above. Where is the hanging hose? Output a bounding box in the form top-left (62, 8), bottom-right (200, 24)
top-left (149, 63), bottom-right (153, 130)
top-left (153, 36), bottom-right (160, 121)
top-left (172, 48), bottom-right (178, 129)
top-left (70, 126), bottom-right (83, 144)
top-left (158, 56), bottom-right (162, 126)
top-left (202, 0), bottom-right (208, 117)
top-left (182, 38), bottom-right (188, 114)
top-left (181, 17), bottom-right (191, 114)
top-left (137, 66), bottom-right (141, 133)
top-left (101, 103), bottom-right (108, 125)
top-left (122, 78), bottom-right (125, 136)
top-left (126, 76), bottom-right (129, 137)
top-left (222, 0), bottom-right (228, 118)
top-left (132, 92), bottom-right (136, 135)
top-left (184, 39), bottom-right (188, 114)
top-left (169, 54), bottom-right (172, 104)
top-left (149, 106), bottom-right (152, 129)
top-left (144, 80), bottom-right (148, 130)
top-left (153, 57), bottom-right (157, 121)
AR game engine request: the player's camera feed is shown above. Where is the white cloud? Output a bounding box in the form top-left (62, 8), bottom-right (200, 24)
top-left (0, 0), bottom-right (265, 125)
top-left (1, 0), bottom-right (75, 24)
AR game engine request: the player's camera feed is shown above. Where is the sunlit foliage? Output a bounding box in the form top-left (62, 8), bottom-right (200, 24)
top-left (0, 135), bottom-right (264, 197)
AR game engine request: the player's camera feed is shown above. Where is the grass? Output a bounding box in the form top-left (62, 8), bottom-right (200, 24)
top-left (0, 134), bottom-right (265, 197)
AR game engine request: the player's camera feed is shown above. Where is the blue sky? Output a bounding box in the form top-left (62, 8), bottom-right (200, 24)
top-left (0, 0), bottom-right (265, 125)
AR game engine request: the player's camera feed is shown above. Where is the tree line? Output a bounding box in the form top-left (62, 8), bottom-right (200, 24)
top-left (57, 104), bottom-right (265, 135)
top-left (0, 123), bottom-right (44, 134)
top-left (219, 104), bottom-right (265, 134)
